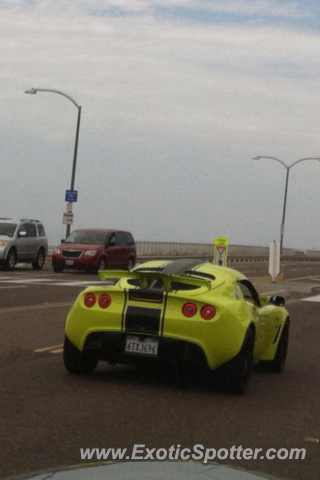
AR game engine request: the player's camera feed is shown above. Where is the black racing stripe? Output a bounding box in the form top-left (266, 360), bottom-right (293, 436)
top-left (121, 289), bottom-right (128, 332)
top-left (273, 325), bottom-right (281, 344)
top-left (160, 293), bottom-right (169, 337)
top-left (161, 258), bottom-right (206, 275)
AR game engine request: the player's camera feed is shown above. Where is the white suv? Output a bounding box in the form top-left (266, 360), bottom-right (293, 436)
top-left (0, 218), bottom-right (48, 270)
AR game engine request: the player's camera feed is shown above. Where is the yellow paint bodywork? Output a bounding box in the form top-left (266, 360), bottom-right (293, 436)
top-left (64, 261), bottom-right (289, 370)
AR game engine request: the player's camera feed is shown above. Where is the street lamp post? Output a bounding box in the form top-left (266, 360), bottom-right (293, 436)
top-left (25, 88), bottom-right (82, 238)
top-left (253, 156), bottom-right (320, 254)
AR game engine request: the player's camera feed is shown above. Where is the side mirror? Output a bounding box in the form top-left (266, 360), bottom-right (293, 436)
top-left (18, 231), bottom-right (27, 238)
top-left (108, 239), bottom-right (116, 247)
top-left (270, 296), bottom-right (285, 307)
top-left (61, 239), bottom-right (65, 243)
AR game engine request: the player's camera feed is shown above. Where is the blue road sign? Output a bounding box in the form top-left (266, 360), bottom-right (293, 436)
top-left (65, 190), bottom-right (78, 202)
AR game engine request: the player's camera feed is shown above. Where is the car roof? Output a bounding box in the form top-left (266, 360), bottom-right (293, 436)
top-left (0, 218), bottom-right (18, 224)
top-left (72, 229), bottom-right (129, 234)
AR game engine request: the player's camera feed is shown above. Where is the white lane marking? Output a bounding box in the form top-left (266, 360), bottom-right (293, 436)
top-left (260, 290), bottom-right (287, 295)
top-left (238, 270), bottom-right (258, 274)
top-left (286, 276), bottom-right (320, 282)
top-left (289, 268), bottom-right (298, 271)
top-left (0, 302), bottom-right (72, 314)
top-left (0, 279), bottom-right (54, 284)
top-left (0, 286), bottom-right (27, 289)
top-left (34, 344), bottom-right (63, 353)
top-left (0, 277), bottom-right (112, 287)
top-left (302, 295), bottom-right (320, 302)
top-left (51, 281), bottom-right (112, 286)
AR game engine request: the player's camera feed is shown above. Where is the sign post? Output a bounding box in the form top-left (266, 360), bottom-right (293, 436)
top-left (213, 237), bottom-right (228, 267)
top-left (269, 241), bottom-right (280, 283)
top-left (64, 190), bottom-right (78, 237)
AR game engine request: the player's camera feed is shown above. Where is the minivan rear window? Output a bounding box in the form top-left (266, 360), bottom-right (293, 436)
top-left (125, 232), bottom-right (135, 245)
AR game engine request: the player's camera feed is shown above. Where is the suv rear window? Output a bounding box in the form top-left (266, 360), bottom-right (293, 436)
top-left (26, 223), bottom-right (37, 237)
top-left (0, 223), bottom-right (17, 237)
top-left (37, 224), bottom-right (46, 237)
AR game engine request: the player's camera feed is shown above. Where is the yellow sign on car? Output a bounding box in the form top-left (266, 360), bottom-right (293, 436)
top-left (213, 237), bottom-right (228, 266)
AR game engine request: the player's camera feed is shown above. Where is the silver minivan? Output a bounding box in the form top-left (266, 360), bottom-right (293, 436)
top-left (0, 218), bottom-right (48, 270)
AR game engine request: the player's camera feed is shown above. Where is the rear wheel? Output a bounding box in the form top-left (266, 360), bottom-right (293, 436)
top-left (63, 336), bottom-right (99, 375)
top-left (261, 323), bottom-right (289, 373)
top-left (217, 328), bottom-right (254, 394)
top-left (32, 249), bottom-right (45, 270)
top-left (4, 249), bottom-right (16, 271)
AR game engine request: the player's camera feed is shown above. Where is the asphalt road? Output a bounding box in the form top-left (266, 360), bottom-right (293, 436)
top-left (0, 262), bottom-right (320, 480)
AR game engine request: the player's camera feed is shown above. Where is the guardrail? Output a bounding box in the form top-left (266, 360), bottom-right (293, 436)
top-left (47, 242), bottom-right (320, 264)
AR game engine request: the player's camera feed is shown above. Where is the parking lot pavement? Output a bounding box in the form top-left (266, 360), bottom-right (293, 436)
top-left (1, 263), bottom-right (320, 480)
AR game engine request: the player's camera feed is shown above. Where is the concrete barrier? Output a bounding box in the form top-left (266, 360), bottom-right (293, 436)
top-left (47, 241), bottom-right (320, 263)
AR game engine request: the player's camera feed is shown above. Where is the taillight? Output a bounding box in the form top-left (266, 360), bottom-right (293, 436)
top-left (201, 305), bottom-right (216, 320)
top-left (98, 294), bottom-right (111, 309)
top-left (182, 303), bottom-right (197, 317)
top-left (84, 293), bottom-right (96, 308)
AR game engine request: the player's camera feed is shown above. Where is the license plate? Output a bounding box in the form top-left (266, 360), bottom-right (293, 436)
top-left (66, 260), bottom-right (74, 266)
top-left (125, 336), bottom-right (159, 356)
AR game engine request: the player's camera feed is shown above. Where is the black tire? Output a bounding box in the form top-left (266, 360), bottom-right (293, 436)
top-left (217, 328), bottom-right (254, 394)
top-left (96, 256), bottom-right (107, 272)
top-left (261, 323), bottom-right (289, 373)
top-left (127, 257), bottom-right (135, 271)
top-left (32, 249), bottom-right (45, 270)
top-left (4, 249), bottom-right (16, 271)
top-left (53, 265), bottom-right (64, 273)
top-left (63, 336), bottom-right (99, 375)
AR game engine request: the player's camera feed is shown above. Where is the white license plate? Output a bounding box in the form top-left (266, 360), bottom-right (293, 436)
top-left (65, 260), bottom-right (74, 265)
top-left (125, 336), bottom-right (159, 356)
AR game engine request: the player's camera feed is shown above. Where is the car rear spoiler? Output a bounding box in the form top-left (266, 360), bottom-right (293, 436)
top-left (98, 270), bottom-right (211, 292)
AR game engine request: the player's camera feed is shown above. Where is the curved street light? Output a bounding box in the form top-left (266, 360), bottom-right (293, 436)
top-left (25, 88), bottom-right (82, 238)
top-left (253, 155), bottom-right (320, 254)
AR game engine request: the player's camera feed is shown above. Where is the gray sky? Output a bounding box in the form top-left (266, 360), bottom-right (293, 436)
top-left (2, 0), bottom-right (320, 249)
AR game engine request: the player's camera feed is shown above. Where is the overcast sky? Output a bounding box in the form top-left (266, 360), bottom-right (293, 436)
top-left (2, 0), bottom-right (320, 249)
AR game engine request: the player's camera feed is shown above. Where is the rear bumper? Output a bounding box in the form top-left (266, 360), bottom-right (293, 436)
top-left (0, 246), bottom-right (8, 261)
top-left (82, 331), bottom-right (208, 368)
top-left (52, 254), bottom-right (97, 270)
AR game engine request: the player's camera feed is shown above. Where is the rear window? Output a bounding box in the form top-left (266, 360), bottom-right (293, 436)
top-left (37, 224), bottom-right (46, 237)
top-left (125, 232), bottom-right (135, 245)
top-left (116, 232), bottom-right (126, 246)
top-left (0, 223), bottom-right (17, 237)
top-left (26, 223), bottom-right (37, 237)
top-left (65, 231), bottom-right (107, 245)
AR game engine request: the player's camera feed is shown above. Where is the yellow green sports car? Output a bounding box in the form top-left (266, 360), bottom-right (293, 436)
top-left (63, 259), bottom-right (289, 394)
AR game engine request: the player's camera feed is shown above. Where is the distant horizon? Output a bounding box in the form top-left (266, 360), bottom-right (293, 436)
top-left (2, 0), bottom-right (320, 251)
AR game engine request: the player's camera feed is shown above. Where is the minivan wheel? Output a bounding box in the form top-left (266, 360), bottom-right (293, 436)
top-left (4, 249), bottom-right (16, 271)
top-left (97, 257), bottom-right (107, 272)
top-left (32, 249), bottom-right (45, 270)
top-left (127, 258), bottom-right (135, 271)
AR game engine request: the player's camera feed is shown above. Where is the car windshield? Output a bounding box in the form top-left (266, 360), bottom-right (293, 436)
top-left (65, 231), bottom-right (107, 245)
top-left (0, 222), bottom-right (17, 237)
